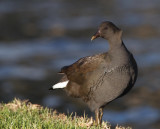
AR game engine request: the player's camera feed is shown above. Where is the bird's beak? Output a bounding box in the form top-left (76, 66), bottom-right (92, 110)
top-left (91, 30), bottom-right (100, 41)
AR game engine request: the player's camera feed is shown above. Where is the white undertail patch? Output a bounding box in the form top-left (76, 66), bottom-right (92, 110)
top-left (52, 81), bottom-right (69, 89)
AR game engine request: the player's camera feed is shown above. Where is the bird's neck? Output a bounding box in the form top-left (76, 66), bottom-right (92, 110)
top-left (107, 30), bottom-right (123, 51)
top-left (108, 40), bottom-right (130, 64)
top-left (108, 37), bottom-right (123, 51)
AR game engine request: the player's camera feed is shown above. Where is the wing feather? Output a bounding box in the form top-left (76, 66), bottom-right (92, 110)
top-left (59, 53), bottom-right (107, 83)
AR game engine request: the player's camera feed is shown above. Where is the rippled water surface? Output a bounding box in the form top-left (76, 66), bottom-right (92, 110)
top-left (0, 0), bottom-right (160, 129)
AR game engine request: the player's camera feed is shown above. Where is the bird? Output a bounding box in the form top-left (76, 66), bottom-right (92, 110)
top-left (49, 21), bottom-right (138, 126)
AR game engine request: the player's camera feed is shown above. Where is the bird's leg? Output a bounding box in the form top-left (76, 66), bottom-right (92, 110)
top-left (95, 108), bottom-right (100, 125)
top-left (99, 107), bottom-right (103, 125)
top-left (95, 108), bottom-right (103, 126)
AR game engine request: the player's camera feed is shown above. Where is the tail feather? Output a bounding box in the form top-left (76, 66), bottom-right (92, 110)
top-left (50, 81), bottom-right (69, 90)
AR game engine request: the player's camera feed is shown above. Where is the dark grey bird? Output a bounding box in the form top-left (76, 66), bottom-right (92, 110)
top-left (50, 21), bottom-right (138, 125)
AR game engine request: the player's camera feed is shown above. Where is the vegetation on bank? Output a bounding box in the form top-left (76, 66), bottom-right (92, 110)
top-left (0, 98), bottom-right (131, 129)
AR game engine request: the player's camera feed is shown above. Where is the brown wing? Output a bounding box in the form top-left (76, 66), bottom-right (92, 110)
top-left (59, 53), bottom-right (106, 84)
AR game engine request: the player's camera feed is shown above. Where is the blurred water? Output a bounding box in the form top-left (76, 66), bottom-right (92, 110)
top-left (0, 0), bottom-right (160, 129)
top-left (103, 106), bottom-right (160, 128)
top-left (0, 38), bottom-right (160, 78)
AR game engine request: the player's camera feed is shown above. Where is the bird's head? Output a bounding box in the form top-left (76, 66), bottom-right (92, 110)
top-left (91, 21), bottom-right (122, 41)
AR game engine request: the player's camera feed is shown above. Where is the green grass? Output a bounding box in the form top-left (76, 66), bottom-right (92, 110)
top-left (0, 98), bottom-right (131, 129)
